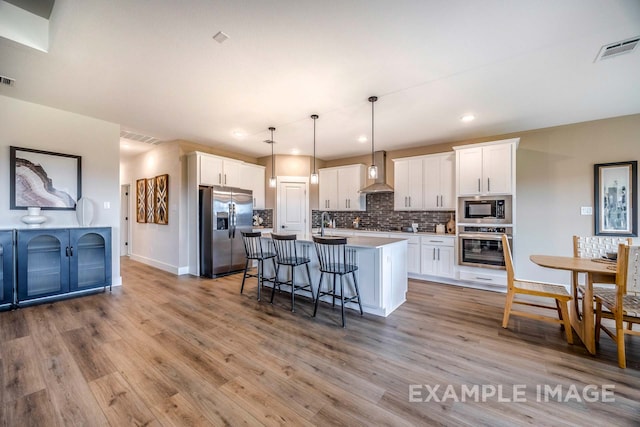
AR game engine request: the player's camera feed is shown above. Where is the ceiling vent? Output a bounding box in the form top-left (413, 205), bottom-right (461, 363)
top-left (0, 75), bottom-right (15, 87)
top-left (595, 36), bottom-right (640, 61)
top-left (120, 131), bottom-right (162, 145)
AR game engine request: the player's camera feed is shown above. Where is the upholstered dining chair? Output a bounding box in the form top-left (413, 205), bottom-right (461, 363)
top-left (572, 235), bottom-right (633, 319)
top-left (594, 244), bottom-right (640, 368)
top-left (502, 234), bottom-right (573, 344)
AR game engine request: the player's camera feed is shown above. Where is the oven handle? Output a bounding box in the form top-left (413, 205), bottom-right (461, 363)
top-left (459, 233), bottom-right (512, 241)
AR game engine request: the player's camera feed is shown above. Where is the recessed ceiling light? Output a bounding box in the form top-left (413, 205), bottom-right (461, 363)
top-left (358, 135), bottom-right (368, 143)
top-left (231, 130), bottom-right (246, 139)
top-left (291, 148), bottom-right (300, 155)
top-left (213, 31), bottom-right (230, 44)
top-left (460, 114), bottom-right (475, 123)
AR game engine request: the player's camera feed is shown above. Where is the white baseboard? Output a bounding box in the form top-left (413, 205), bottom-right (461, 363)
top-left (129, 254), bottom-right (184, 275)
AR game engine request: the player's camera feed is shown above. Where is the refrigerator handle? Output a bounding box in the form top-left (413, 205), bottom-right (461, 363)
top-left (228, 203), bottom-right (232, 238)
top-left (232, 202), bottom-right (237, 238)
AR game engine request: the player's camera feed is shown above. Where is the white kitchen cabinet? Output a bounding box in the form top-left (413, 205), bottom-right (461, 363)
top-left (393, 158), bottom-right (423, 210)
top-left (318, 164), bottom-right (366, 211)
top-left (455, 139), bottom-right (518, 196)
top-left (423, 153), bottom-right (455, 209)
top-left (319, 168), bottom-right (339, 210)
top-left (420, 236), bottom-right (455, 278)
top-left (241, 163), bottom-right (266, 209)
top-left (199, 154), bottom-right (244, 187)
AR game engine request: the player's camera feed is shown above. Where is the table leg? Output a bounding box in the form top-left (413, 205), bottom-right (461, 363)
top-left (582, 274), bottom-right (596, 354)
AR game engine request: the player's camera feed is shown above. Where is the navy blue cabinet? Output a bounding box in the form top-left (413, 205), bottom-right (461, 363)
top-left (0, 230), bottom-right (15, 309)
top-left (16, 227), bottom-right (111, 305)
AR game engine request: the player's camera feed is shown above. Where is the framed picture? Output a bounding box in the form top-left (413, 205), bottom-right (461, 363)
top-left (136, 178), bottom-right (146, 223)
top-left (10, 146), bottom-right (81, 210)
top-left (155, 174), bottom-right (169, 225)
top-left (146, 177), bottom-right (155, 223)
top-left (594, 161), bottom-right (637, 236)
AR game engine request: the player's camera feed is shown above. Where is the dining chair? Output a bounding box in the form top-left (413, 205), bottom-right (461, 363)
top-left (270, 233), bottom-right (315, 312)
top-left (594, 244), bottom-right (640, 368)
top-left (240, 231), bottom-right (277, 301)
top-left (312, 236), bottom-right (363, 327)
top-left (572, 235), bottom-right (633, 319)
top-left (502, 234), bottom-right (573, 344)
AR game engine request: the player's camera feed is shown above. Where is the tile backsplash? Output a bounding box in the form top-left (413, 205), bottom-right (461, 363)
top-left (252, 209), bottom-right (273, 228)
top-left (311, 193), bottom-right (454, 233)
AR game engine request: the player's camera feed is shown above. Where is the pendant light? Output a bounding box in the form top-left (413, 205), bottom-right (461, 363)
top-left (367, 96), bottom-right (378, 180)
top-left (267, 126), bottom-right (277, 188)
top-left (310, 114), bottom-right (319, 184)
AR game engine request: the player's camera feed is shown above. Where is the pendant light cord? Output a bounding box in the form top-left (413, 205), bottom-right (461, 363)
top-left (368, 96), bottom-right (378, 168)
top-left (269, 126), bottom-right (275, 179)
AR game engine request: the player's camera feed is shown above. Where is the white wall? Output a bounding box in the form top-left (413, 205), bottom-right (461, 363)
top-left (0, 95), bottom-right (121, 284)
top-left (120, 141), bottom-right (186, 274)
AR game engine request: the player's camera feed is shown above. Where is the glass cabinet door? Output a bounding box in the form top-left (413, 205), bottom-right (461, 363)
top-left (17, 229), bottom-right (70, 301)
top-left (0, 230), bottom-right (14, 306)
top-left (70, 228), bottom-right (112, 291)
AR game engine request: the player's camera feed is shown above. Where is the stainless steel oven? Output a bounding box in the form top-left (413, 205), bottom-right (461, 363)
top-left (458, 227), bottom-right (512, 269)
top-left (459, 196), bottom-right (512, 224)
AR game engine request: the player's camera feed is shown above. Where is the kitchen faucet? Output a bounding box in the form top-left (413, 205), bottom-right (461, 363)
top-left (320, 211), bottom-right (331, 237)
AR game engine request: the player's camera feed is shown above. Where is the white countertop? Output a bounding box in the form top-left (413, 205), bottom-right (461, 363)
top-left (264, 232), bottom-right (407, 249)
top-left (313, 228), bottom-right (456, 237)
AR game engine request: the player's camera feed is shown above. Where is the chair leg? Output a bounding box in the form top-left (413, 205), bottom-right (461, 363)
top-left (313, 272), bottom-right (324, 317)
top-left (340, 274), bottom-right (346, 328)
top-left (502, 289), bottom-right (515, 328)
top-left (558, 299), bottom-right (573, 345)
top-left (271, 263), bottom-right (280, 304)
top-left (240, 259), bottom-right (249, 294)
top-left (305, 263), bottom-right (315, 302)
top-left (555, 300), bottom-right (565, 331)
top-left (352, 271), bottom-right (363, 315)
top-left (571, 272), bottom-right (582, 320)
top-left (595, 300), bottom-right (602, 343)
top-left (332, 274), bottom-right (337, 308)
top-left (291, 266), bottom-right (296, 312)
top-left (257, 259), bottom-right (263, 301)
top-left (616, 311), bottom-right (626, 369)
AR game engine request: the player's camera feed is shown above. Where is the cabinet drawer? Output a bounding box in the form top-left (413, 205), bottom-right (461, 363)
top-left (458, 270), bottom-right (506, 286)
top-left (421, 236), bottom-right (454, 246)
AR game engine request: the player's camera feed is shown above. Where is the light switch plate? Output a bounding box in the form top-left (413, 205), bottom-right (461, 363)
top-left (103, 201), bottom-right (111, 209)
top-left (580, 206), bottom-right (592, 215)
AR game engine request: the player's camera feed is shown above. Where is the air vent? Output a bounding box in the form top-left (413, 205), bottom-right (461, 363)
top-left (0, 75), bottom-right (15, 87)
top-left (120, 131), bottom-right (162, 145)
top-left (596, 36), bottom-right (640, 61)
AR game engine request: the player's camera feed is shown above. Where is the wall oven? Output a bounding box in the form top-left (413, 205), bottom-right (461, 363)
top-left (458, 227), bottom-right (512, 269)
top-left (459, 196), bottom-right (512, 224)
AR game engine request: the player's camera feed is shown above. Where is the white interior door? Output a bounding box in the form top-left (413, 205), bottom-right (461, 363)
top-left (120, 184), bottom-right (130, 256)
top-left (277, 178), bottom-right (308, 237)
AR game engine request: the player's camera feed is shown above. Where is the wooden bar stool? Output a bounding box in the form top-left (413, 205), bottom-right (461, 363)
top-left (270, 233), bottom-right (314, 312)
top-left (312, 236), bottom-right (363, 327)
top-left (240, 231), bottom-right (276, 301)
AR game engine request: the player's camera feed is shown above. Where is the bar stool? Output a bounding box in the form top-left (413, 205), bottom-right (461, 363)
top-left (312, 236), bottom-right (363, 327)
top-left (270, 233), bottom-right (314, 312)
top-left (241, 231), bottom-right (277, 301)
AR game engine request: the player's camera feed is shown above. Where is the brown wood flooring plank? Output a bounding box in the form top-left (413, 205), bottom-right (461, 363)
top-left (60, 328), bottom-right (116, 383)
top-left (1, 336), bottom-right (46, 403)
top-left (89, 371), bottom-right (160, 427)
top-left (0, 309), bottom-right (29, 343)
top-left (150, 393), bottom-right (213, 427)
top-left (3, 389), bottom-right (60, 427)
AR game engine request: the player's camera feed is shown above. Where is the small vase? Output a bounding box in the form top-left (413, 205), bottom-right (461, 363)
top-left (446, 214), bottom-right (455, 234)
top-left (21, 207), bottom-right (47, 228)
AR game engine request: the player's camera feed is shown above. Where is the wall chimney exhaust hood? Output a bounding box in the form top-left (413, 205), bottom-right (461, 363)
top-left (359, 151), bottom-right (394, 194)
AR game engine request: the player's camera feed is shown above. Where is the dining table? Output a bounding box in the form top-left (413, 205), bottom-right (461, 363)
top-left (529, 254), bottom-right (617, 355)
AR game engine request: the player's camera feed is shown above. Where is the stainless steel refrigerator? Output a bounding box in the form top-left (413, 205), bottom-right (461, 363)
top-left (199, 186), bottom-right (253, 277)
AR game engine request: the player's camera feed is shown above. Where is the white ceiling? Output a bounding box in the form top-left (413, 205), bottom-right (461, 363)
top-left (1, 0), bottom-right (639, 160)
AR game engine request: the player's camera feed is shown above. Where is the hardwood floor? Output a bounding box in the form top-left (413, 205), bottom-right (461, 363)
top-left (1, 257), bottom-right (639, 426)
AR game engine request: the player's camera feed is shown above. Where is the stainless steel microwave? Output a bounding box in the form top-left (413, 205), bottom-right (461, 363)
top-left (458, 196), bottom-right (512, 224)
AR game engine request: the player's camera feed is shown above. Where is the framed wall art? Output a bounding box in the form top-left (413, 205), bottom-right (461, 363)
top-left (155, 174), bottom-right (169, 225)
top-left (146, 177), bottom-right (155, 223)
top-left (594, 160), bottom-right (637, 236)
top-left (10, 146), bottom-right (81, 210)
top-left (136, 178), bottom-right (146, 223)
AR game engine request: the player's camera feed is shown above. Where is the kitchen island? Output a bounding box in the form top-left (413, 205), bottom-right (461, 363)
top-left (260, 234), bottom-right (408, 317)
